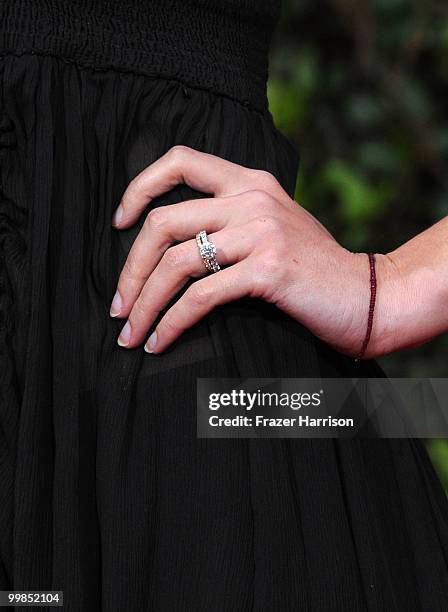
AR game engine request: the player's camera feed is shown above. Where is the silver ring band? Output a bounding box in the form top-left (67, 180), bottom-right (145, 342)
top-left (196, 230), bottom-right (221, 273)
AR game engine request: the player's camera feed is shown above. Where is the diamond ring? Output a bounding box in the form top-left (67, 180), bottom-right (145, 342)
top-left (196, 230), bottom-right (221, 273)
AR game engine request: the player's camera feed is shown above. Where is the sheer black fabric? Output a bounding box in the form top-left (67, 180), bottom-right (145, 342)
top-left (1, 48), bottom-right (448, 612)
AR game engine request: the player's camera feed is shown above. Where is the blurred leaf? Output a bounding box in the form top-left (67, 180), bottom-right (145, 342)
top-left (398, 79), bottom-right (433, 121)
top-left (322, 159), bottom-right (390, 222)
top-left (346, 95), bottom-right (384, 128)
top-left (427, 440), bottom-right (448, 491)
top-left (356, 140), bottom-right (404, 173)
top-left (268, 80), bottom-right (304, 130)
top-left (268, 46), bottom-right (319, 130)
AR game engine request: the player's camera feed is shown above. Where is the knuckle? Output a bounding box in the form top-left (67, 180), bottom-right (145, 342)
top-left (244, 189), bottom-right (277, 212)
top-left (255, 213), bottom-right (283, 234)
top-left (162, 314), bottom-right (183, 335)
top-left (168, 144), bottom-right (191, 164)
top-left (260, 248), bottom-right (283, 275)
top-left (126, 174), bottom-right (145, 199)
top-left (122, 253), bottom-right (143, 279)
top-left (253, 169), bottom-right (280, 190)
top-left (246, 188), bottom-right (270, 202)
top-left (132, 297), bottom-right (150, 321)
top-left (187, 282), bottom-right (212, 308)
top-left (162, 245), bottom-right (184, 269)
top-left (145, 207), bottom-right (168, 232)
top-left (251, 267), bottom-right (268, 295)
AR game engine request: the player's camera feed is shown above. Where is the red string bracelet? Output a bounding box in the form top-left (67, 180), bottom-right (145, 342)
top-left (355, 253), bottom-right (377, 362)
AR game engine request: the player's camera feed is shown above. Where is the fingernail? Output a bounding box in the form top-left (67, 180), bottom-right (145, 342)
top-left (144, 330), bottom-right (158, 353)
top-left (112, 204), bottom-right (123, 227)
top-left (110, 290), bottom-right (122, 317)
top-left (118, 321), bottom-right (132, 347)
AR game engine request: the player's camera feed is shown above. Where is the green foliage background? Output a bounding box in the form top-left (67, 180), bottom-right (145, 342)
top-left (268, 0), bottom-right (448, 487)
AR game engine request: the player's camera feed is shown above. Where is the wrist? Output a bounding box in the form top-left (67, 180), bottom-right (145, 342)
top-left (356, 248), bottom-right (447, 359)
top-left (339, 251), bottom-right (397, 360)
top-left (361, 252), bottom-right (400, 359)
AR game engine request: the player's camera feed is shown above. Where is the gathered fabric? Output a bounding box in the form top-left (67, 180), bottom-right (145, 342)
top-left (0, 0), bottom-right (280, 113)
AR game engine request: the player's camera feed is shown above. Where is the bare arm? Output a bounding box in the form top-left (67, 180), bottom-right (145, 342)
top-left (372, 216), bottom-right (448, 358)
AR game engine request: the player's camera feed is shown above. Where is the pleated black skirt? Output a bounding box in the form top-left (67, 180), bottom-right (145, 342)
top-left (1, 54), bottom-right (448, 611)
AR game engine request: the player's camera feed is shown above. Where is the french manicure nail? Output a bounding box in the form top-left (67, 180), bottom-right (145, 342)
top-left (144, 330), bottom-right (158, 353)
top-left (118, 321), bottom-right (132, 347)
top-left (110, 290), bottom-right (122, 317)
top-left (112, 204), bottom-right (123, 227)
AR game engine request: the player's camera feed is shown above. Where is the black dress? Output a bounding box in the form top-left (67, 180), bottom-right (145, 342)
top-left (1, 1), bottom-right (447, 610)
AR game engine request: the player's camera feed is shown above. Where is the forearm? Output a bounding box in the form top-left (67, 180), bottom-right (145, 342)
top-left (369, 216), bottom-right (448, 358)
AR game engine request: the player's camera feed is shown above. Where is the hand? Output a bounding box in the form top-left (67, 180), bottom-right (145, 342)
top-left (110, 146), bottom-right (387, 357)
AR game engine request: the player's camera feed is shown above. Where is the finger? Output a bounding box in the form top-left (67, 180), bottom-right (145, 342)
top-left (111, 195), bottom-right (238, 318)
top-left (144, 261), bottom-right (254, 353)
top-left (117, 226), bottom-right (254, 348)
top-left (113, 145), bottom-right (280, 228)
